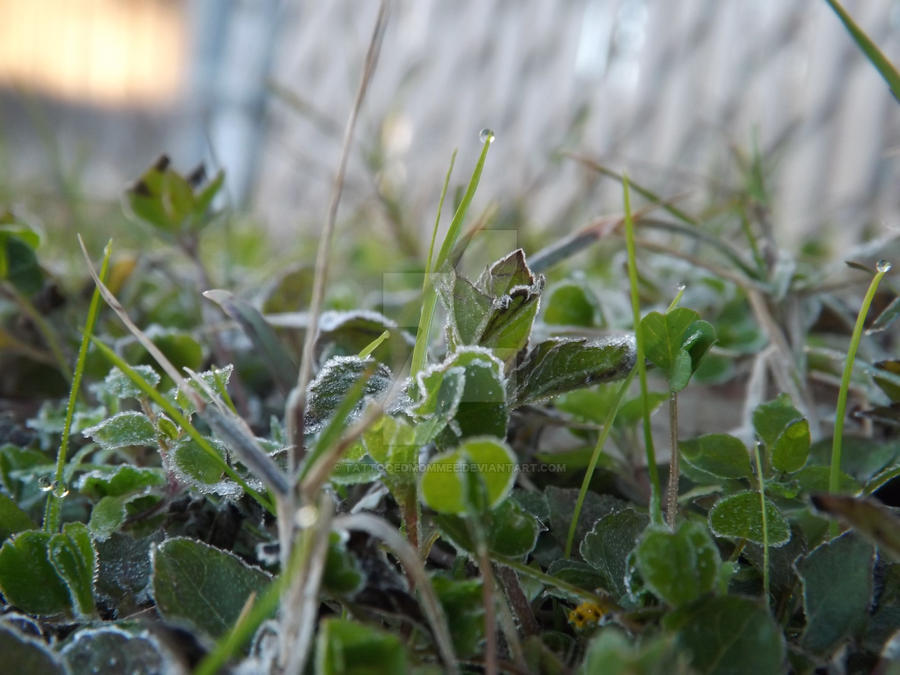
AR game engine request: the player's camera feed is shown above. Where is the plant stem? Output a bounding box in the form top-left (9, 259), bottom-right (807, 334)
top-left (829, 260), bottom-right (890, 535)
top-left (623, 175), bottom-right (663, 525)
top-left (43, 240), bottom-right (111, 533)
top-left (665, 392), bottom-right (679, 528)
top-left (753, 441), bottom-right (770, 609)
top-left (477, 541), bottom-right (498, 675)
top-left (565, 369), bottom-right (635, 557)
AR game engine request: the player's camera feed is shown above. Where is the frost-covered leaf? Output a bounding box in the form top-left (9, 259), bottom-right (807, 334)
top-left (88, 491), bottom-right (162, 542)
top-left (635, 521), bottom-right (720, 608)
top-left (172, 437), bottom-right (225, 485)
top-left (78, 465), bottom-right (166, 499)
top-left (48, 522), bottom-right (96, 618)
top-left (796, 532), bottom-right (875, 654)
top-left (512, 336), bottom-right (635, 406)
top-left (61, 627), bottom-right (172, 675)
top-left (420, 436), bottom-right (516, 515)
top-left (641, 309), bottom-right (715, 393)
top-left (95, 365), bottom-right (160, 401)
top-left (315, 618), bottom-right (408, 675)
top-left (664, 596), bottom-right (784, 674)
top-left (82, 411), bottom-right (156, 450)
top-left (152, 537), bottom-right (271, 639)
top-left (305, 356), bottom-right (392, 435)
top-left (317, 309), bottom-right (414, 364)
top-left (0, 530), bottom-right (70, 615)
top-left (708, 491), bottom-right (791, 547)
top-left (581, 509), bottom-right (650, 598)
top-left (95, 532), bottom-right (159, 616)
top-left (679, 434), bottom-right (751, 479)
top-left (479, 249), bottom-right (535, 297)
top-left (436, 499), bottom-right (541, 558)
top-left (171, 364), bottom-right (234, 413)
top-left (415, 347), bottom-right (508, 443)
top-left (0, 623), bottom-right (65, 674)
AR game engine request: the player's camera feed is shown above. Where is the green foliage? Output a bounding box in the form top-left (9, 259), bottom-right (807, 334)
top-left (636, 521), bottom-right (721, 607)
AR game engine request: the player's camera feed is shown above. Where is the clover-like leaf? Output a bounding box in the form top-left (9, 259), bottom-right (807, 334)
top-left (315, 618), bottom-right (408, 675)
top-left (512, 336), bottom-right (635, 406)
top-left (679, 434), bottom-right (751, 479)
top-left (48, 522), bottom-right (96, 618)
top-left (151, 537), bottom-right (272, 639)
top-left (0, 623), bottom-right (65, 674)
top-left (581, 509), bottom-right (650, 598)
top-left (82, 412), bottom-right (156, 450)
top-left (305, 356), bottom-right (392, 435)
top-left (61, 627), bottom-right (173, 675)
top-left (420, 436), bottom-right (516, 515)
top-left (708, 491), bottom-right (791, 547)
top-left (635, 521), bottom-right (720, 607)
top-left (0, 530), bottom-right (70, 615)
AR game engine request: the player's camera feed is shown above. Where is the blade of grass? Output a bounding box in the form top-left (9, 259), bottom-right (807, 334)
top-left (825, 0), bottom-right (900, 101)
top-left (624, 175), bottom-right (663, 525)
top-left (43, 240), bottom-right (112, 533)
top-left (0, 281), bottom-right (72, 381)
top-left (830, 260), bottom-right (891, 534)
top-left (564, 369), bottom-right (635, 557)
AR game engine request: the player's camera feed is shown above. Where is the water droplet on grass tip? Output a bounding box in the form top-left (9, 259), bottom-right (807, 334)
top-left (479, 128), bottom-right (495, 144)
top-left (876, 259), bottom-right (892, 273)
top-left (39, 476), bottom-right (53, 492)
top-left (295, 505), bottom-right (318, 528)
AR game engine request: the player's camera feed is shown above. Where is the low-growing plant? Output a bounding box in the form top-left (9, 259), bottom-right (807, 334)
top-left (1, 4), bottom-right (900, 674)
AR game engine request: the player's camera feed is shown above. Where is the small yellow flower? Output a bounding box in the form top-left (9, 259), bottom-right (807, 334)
top-left (567, 601), bottom-right (606, 629)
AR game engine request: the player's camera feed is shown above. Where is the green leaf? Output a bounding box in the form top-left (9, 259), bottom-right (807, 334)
top-left (478, 284), bottom-right (542, 359)
top-left (193, 168), bottom-right (225, 217)
top-left (172, 364), bottom-right (234, 414)
top-left (480, 249), bottom-right (535, 297)
top-left (0, 623), bottom-right (65, 674)
top-left (435, 499), bottom-right (541, 558)
top-left (48, 522), bottom-right (96, 618)
top-left (420, 436), bottom-right (517, 515)
top-left (172, 437), bottom-right (226, 485)
top-left (512, 336), bottom-right (635, 405)
top-left (416, 348), bottom-right (508, 443)
top-left (95, 533), bottom-right (159, 616)
top-left (872, 360), bottom-right (900, 402)
top-left (89, 496), bottom-right (129, 541)
top-left (96, 365), bottom-right (160, 401)
top-left (679, 434), bottom-right (751, 479)
top-left (708, 491), bottom-right (791, 547)
top-left (323, 532), bottom-right (366, 597)
top-left (432, 575), bottom-right (484, 658)
top-left (640, 309), bottom-right (697, 373)
top-left (752, 394), bottom-right (802, 447)
top-left (796, 531), bottom-right (875, 654)
top-left (543, 281), bottom-right (600, 327)
top-left (438, 275), bottom-right (492, 345)
top-left (61, 627), bottom-right (172, 675)
top-left (152, 537), bottom-right (271, 639)
top-left (77, 465), bottom-right (166, 498)
top-left (0, 530), bottom-right (70, 615)
top-left (664, 596), bottom-right (784, 675)
top-left (794, 465), bottom-right (860, 494)
top-left (3, 235), bottom-right (44, 295)
top-left (771, 418), bottom-right (810, 473)
top-left (546, 486), bottom-right (626, 552)
top-left (581, 509), bottom-right (650, 598)
top-left (811, 494), bottom-right (900, 561)
top-left (0, 493), bottom-right (34, 542)
top-left (635, 521), bottom-right (720, 607)
top-left (82, 411), bottom-right (156, 450)
top-left (315, 618), bottom-right (408, 675)
top-left (305, 356), bottom-right (392, 435)
top-left (580, 628), bottom-right (680, 675)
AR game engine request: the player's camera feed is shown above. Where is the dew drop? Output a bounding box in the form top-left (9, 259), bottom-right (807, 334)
top-left (676, 283), bottom-right (687, 292)
top-left (38, 476), bottom-right (53, 492)
top-left (295, 505), bottom-right (318, 528)
top-left (876, 259), bottom-right (892, 273)
top-left (53, 483), bottom-right (70, 498)
top-left (479, 128), bottom-right (495, 144)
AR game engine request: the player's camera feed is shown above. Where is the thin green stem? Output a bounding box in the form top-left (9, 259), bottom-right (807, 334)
top-left (43, 240), bottom-right (112, 533)
top-left (623, 175), bottom-right (662, 525)
top-left (565, 369), bottom-right (635, 557)
top-left (753, 442), bottom-right (770, 609)
top-left (830, 261), bottom-right (891, 534)
top-left (665, 393), bottom-right (679, 528)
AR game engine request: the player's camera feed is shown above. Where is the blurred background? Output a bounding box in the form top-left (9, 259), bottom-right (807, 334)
top-left (0, 0), bottom-right (898, 258)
